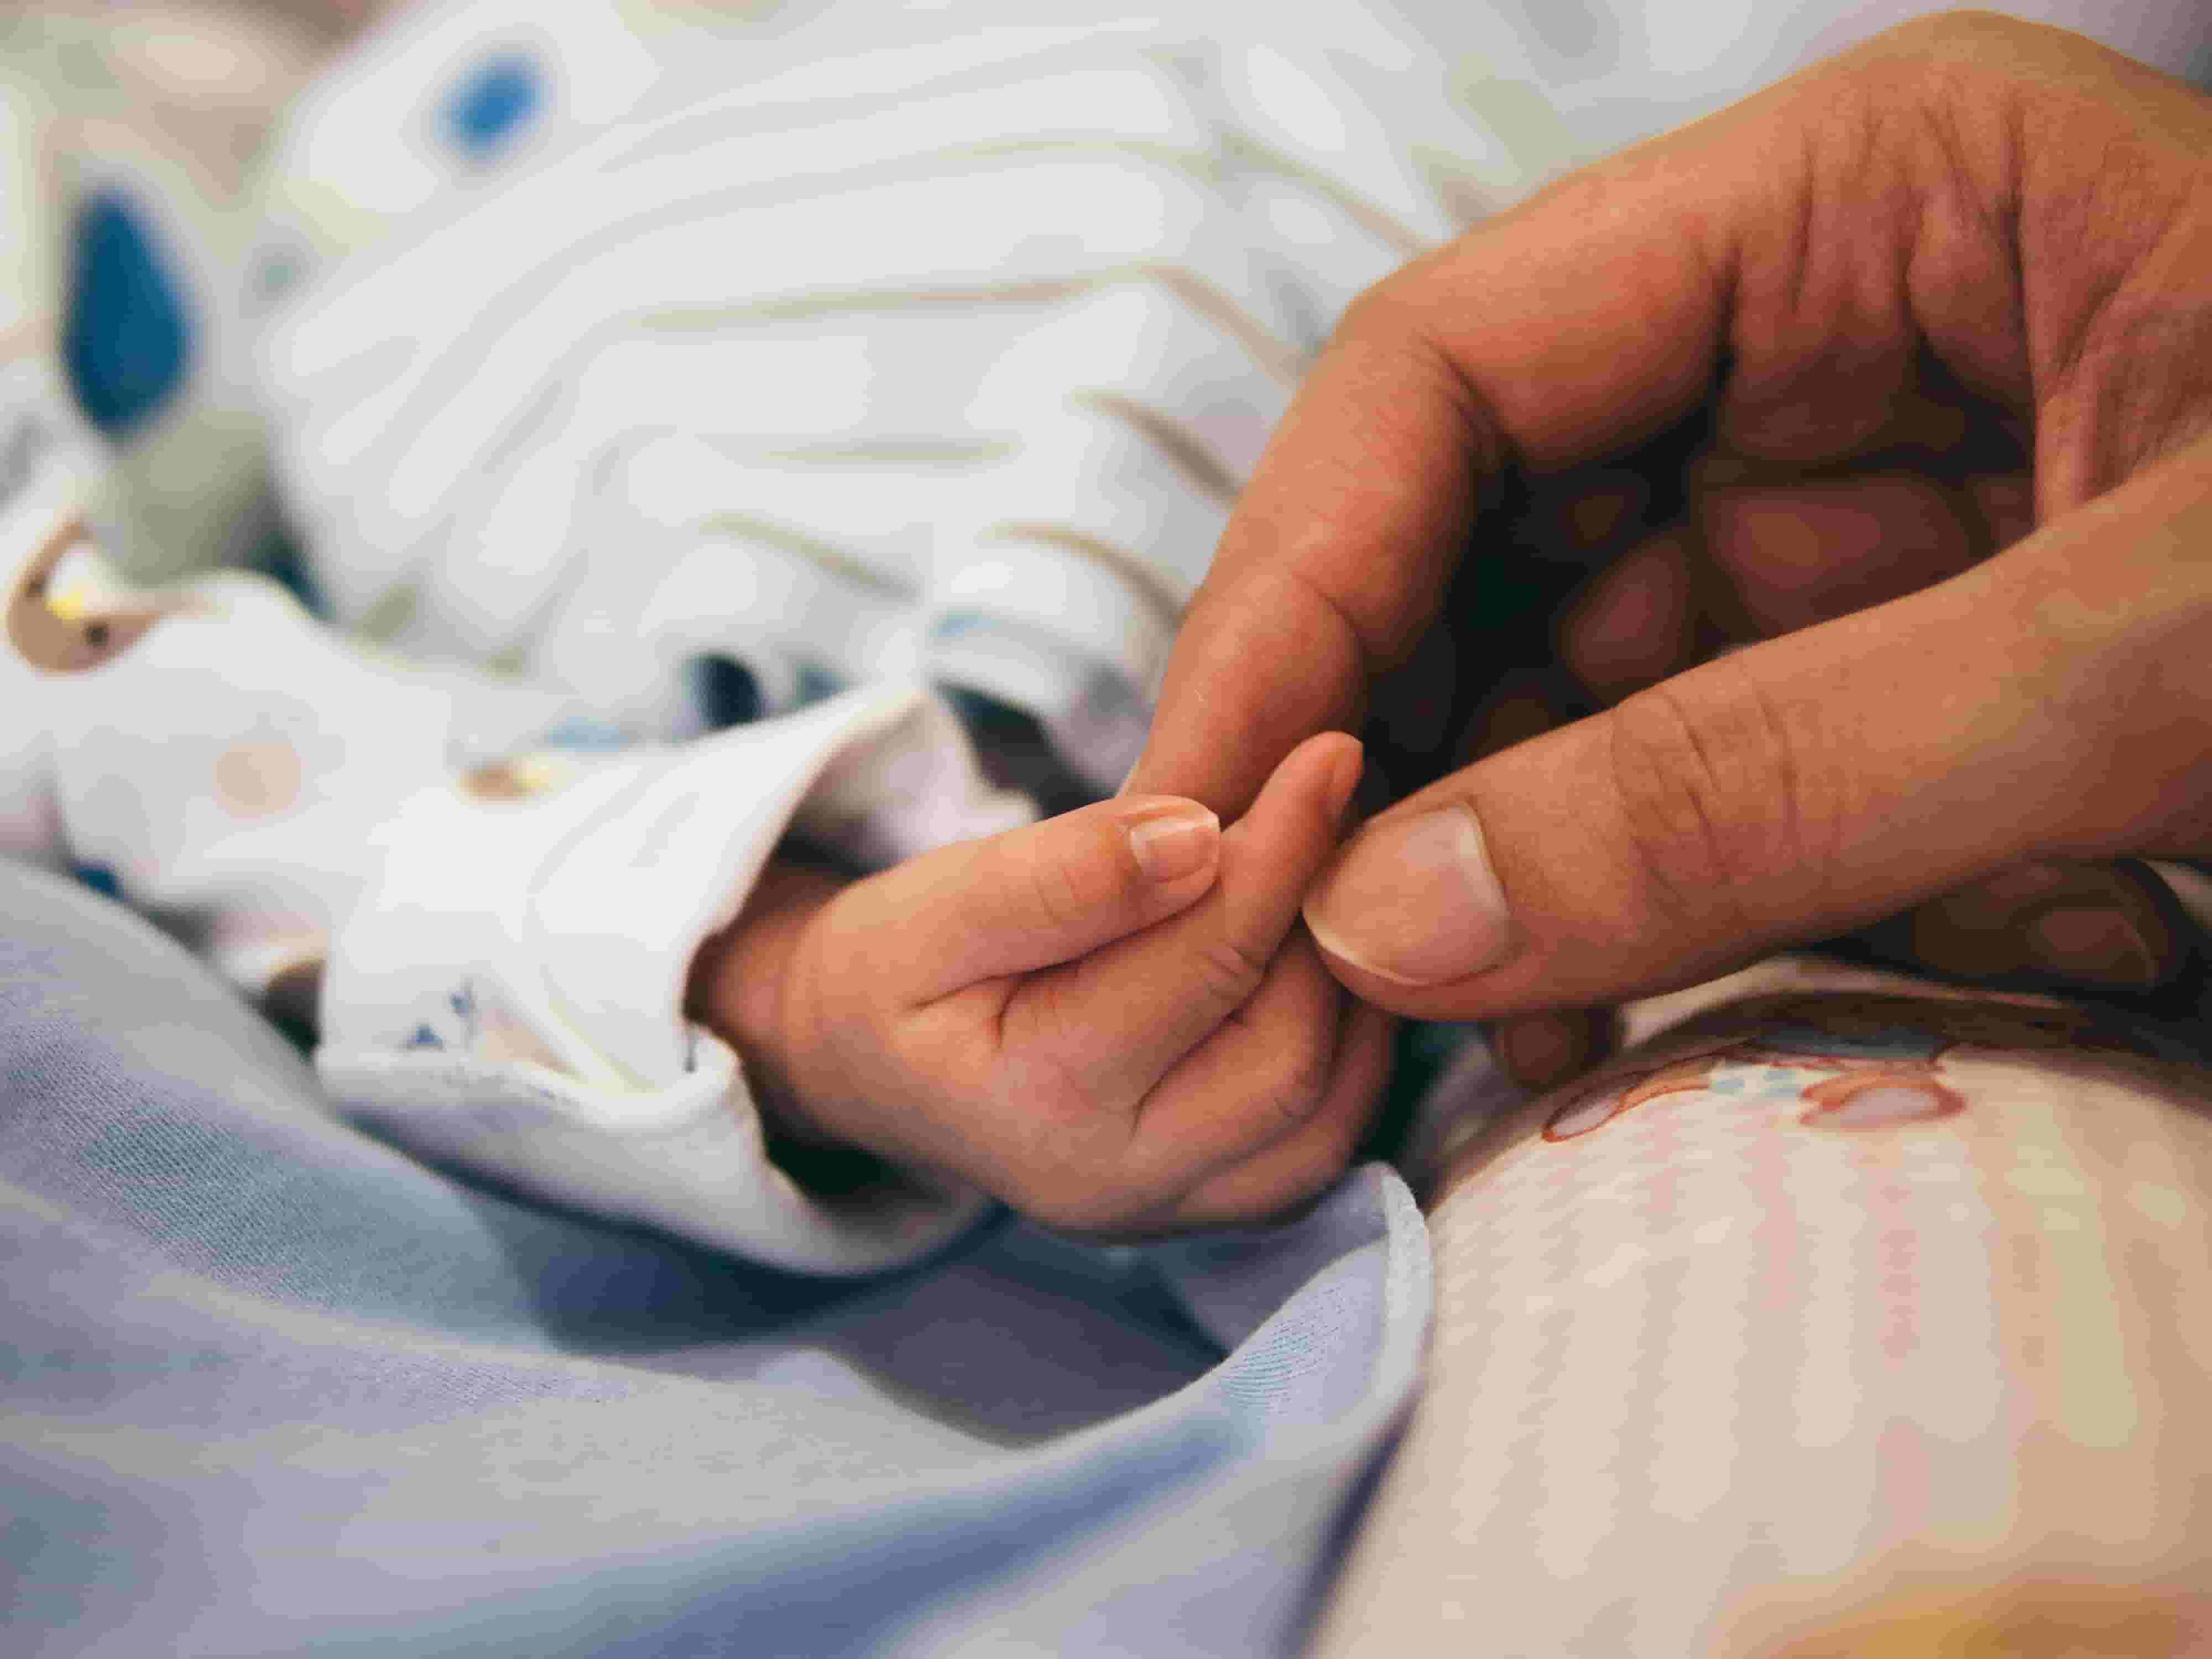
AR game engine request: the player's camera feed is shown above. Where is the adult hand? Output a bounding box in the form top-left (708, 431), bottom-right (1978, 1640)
top-left (1124, 12), bottom-right (2212, 1083)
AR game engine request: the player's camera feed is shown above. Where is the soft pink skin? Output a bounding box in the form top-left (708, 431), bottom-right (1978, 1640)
top-left (689, 734), bottom-right (1396, 1239)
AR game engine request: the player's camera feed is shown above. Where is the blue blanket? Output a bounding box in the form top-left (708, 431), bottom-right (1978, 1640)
top-left (0, 860), bottom-right (1428, 1657)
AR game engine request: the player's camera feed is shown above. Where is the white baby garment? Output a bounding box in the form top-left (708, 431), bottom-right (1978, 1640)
top-left (2, 341), bottom-right (1024, 1274)
top-left (253, 7), bottom-right (1547, 790)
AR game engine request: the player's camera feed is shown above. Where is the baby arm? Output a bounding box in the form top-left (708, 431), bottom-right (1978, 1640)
top-left (690, 732), bottom-right (1394, 1235)
top-left (3, 377), bottom-right (1030, 1274)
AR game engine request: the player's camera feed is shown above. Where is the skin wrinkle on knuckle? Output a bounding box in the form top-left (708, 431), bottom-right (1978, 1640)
top-left (1605, 662), bottom-right (1819, 941)
top-left (1327, 269), bottom-right (1509, 497)
top-left (2053, 282), bottom-right (2212, 490)
top-left (1913, 60), bottom-right (2017, 263)
top-left (1265, 556), bottom-right (1380, 690)
top-left (1020, 828), bottom-right (1108, 939)
top-left (1392, 302), bottom-right (1520, 486)
top-left (2038, 236), bottom-right (2147, 427)
top-left (1899, 116), bottom-right (2033, 415)
top-left (1250, 468), bottom-right (1443, 680)
top-left (1169, 574), bottom-right (1366, 761)
top-left (1256, 1040), bottom-right (1331, 1135)
top-left (1728, 89), bottom-right (1917, 455)
top-left (2015, 115), bottom-right (2212, 482)
top-left (1005, 980), bottom-right (1125, 1124)
top-left (1193, 934), bottom-right (1272, 1014)
top-left (1772, 116), bottom-right (1824, 352)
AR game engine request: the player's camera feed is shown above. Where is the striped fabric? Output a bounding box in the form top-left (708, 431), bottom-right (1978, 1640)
top-left (255, 10), bottom-right (1551, 782)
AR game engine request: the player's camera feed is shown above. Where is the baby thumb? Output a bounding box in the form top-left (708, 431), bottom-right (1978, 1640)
top-left (868, 794), bottom-right (1225, 1004)
top-left (1298, 507), bottom-right (2172, 1020)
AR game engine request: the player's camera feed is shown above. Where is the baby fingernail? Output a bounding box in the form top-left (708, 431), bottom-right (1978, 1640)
top-left (1127, 807), bottom-right (1219, 884)
top-left (1303, 803), bottom-right (1512, 985)
top-left (2025, 906), bottom-right (2159, 986)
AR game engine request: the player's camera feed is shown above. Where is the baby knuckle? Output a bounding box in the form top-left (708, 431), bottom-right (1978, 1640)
top-left (1020, 836), bottom-right (1112, 936)
top-left (1192, 936), bottom-right (1271, 1011)
top-left (1256, 1043), bottom-right (1331, 1132)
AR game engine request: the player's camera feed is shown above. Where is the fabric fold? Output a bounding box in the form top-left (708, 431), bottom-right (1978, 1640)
top-left (317, 681), bottom-right (1029, 1274)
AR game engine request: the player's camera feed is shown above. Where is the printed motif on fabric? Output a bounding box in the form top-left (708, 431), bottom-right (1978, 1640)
top-left (1540, 993), bottom-right (2174, 1146)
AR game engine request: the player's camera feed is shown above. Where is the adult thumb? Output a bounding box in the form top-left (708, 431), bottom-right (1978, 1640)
top-left (1299, 442), bottom-right (2212, 1020)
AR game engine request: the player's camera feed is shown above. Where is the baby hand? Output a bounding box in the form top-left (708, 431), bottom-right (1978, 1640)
top-left (690, 733), bottom-right (1391, 1236)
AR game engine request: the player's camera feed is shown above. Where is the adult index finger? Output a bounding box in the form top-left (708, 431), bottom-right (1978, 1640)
top-left (1124, 23), bottom-right (1997, 820)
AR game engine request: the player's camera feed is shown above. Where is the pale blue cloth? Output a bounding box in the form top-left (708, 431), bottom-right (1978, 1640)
top-left (0, 860), bottom-right (1430, 1657)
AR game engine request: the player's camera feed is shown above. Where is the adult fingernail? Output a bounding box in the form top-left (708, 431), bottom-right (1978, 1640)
top-left (1303, 803), bottom-right (1511, 985)
top-left (2024, 906), bottom-right (2159, 987)
top-left (1127, 807), bottom-right (1219, 885)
